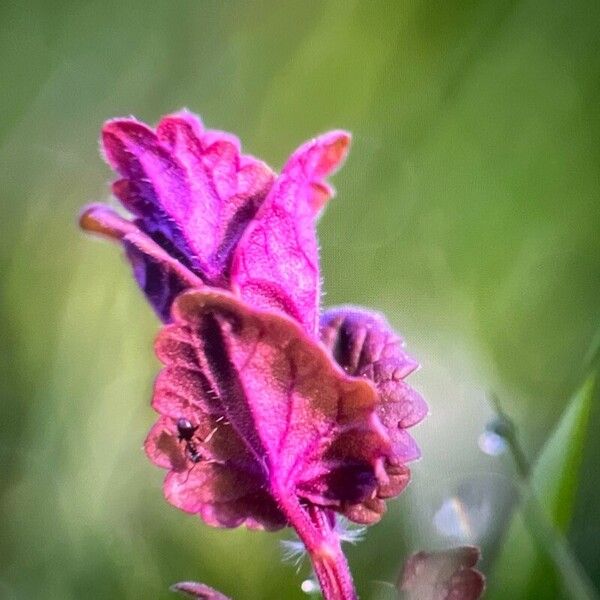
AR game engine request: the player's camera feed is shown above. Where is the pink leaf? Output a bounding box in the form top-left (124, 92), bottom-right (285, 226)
top-left (145, 289), bottom-right (392, 530)
top-left (231, 131), bottom-right (350, 334)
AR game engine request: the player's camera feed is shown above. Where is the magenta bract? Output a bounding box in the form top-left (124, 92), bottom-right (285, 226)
top-left (81, 110), bottom-right (425, 532)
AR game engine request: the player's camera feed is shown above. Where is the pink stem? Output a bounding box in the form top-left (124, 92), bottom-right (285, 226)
top-left (275, 492), bottom-right (357, 600)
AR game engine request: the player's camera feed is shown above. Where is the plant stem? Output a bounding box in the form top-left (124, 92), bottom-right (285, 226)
top-left (276, 491), bottom-right (357, 600)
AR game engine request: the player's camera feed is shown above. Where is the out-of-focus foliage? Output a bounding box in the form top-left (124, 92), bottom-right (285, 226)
top-left (489, 373), bottom-right (598, 599)
top-left (0, 1), bottom-right (598, 599)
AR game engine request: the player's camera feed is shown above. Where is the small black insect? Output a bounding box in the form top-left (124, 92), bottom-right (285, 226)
top-left (176, 417), bottom-right (203, 463)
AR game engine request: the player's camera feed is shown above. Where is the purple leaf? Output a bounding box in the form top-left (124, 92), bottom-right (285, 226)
top-left (102, 111), bottom-right (275, 285)
top-left (320, 307), bottom-right (427, 523)
top-left (399, 546), bottom-right (485, 600)
top-left (145, 289), bottom-right (392, 529)
top-left (231, 131), bottom-right (350, 334)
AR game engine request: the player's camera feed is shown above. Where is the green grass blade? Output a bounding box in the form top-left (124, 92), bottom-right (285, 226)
top-left (488, 374), bottom-right (598, 599)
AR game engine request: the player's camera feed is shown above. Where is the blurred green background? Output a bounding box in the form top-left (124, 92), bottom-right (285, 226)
top-left (1, 1), bottom-right (599, 598)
